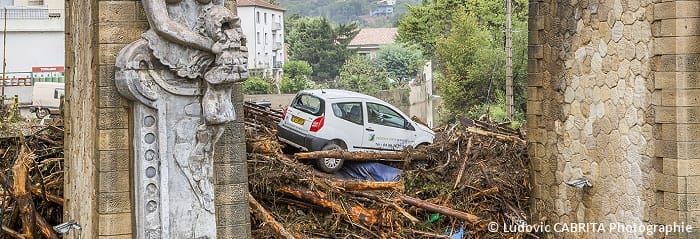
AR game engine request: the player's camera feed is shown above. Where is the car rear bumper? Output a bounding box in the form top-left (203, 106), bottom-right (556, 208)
top-left (277, 123), bottom-right (328, 151)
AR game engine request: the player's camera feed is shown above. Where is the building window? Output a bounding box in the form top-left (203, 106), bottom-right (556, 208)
top-left (265, 33), bottom-right (268, 45)
top-left (256, 12), bottom-right (260, 23)
top-left (28, 0), bottom-right (44, 6)
top-left (264, 13), bottom-right (267, 24)
top-left (257, 32), bottom-right (260, 44)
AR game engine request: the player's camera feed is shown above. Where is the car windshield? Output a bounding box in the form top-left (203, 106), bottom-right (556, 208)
top-left (291, 94), bottom-right (324, 116)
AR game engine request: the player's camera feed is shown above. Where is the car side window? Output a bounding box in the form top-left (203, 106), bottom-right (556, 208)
top-left (367, 102), bottom-right (407, 129)
top-left (332, 102), bottom-right (363, 125)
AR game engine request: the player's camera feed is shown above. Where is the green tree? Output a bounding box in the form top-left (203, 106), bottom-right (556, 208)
top-left (242, 77), bottom-right (272, 94)
top-left (375, 44), bottom-right (423, 85)
top-left (337, 55), bottom-right (390, 95)
top-left (280, 60), bottom-right (315, 93)
top-left (435, 11), bottom-right (503, 120)
top-left (397, 0), bottom-right (528, 56)
top-left (286, 16), bottom-right (359, 81)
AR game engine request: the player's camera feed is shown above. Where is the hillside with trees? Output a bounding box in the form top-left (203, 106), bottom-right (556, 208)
top-left (275, 0), bottom-right (421, 26)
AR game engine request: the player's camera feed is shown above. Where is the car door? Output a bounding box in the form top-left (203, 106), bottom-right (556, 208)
top-left (328, 101), bottom-right (366, 150)
top-left (361, 102), bottom-right (415, 151)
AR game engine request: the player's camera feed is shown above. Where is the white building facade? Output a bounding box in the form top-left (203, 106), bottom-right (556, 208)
top-left (0, 0), bottom-right (64, 104)
top-left (237, 0), bottom-right (285, 83)
top-left (0, 0), bottom-right (64, 76)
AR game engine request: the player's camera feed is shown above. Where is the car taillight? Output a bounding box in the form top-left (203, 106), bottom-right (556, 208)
top-left (281, 108), bottom-right (287, 121)
top-left (310, 116), bottom-right (325, 132)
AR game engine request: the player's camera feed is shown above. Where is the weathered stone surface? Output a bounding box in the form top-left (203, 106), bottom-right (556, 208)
top-left (621, 11), bottom-right (635, 24)
top-left (611, 21), bottom-right (624, 42)
top-left (99, 192), bottom-right (132, 214)
top-left (99, 150), bottom-right (130, 172)
top-left (98, 107), bottom-right (129, 130)
top-left (99, 213), bottom-right (133, 236)
top-left (599, 39), bottom-right (609, 57)
top-left (592, 52), bottom-right (603, 72)
top-left (99, 171), bottom-right (130, 193)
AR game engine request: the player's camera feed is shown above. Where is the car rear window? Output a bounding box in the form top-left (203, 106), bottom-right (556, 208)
top-left (291, 94), bottom-right (324, 116)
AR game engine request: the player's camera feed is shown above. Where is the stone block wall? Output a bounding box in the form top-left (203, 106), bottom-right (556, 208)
top-left (528, 0), bottom-right (699, 237)
top-left (651, 1), bottom-right (700, 237)
top-left (66, 0), bottom-right (250, 238)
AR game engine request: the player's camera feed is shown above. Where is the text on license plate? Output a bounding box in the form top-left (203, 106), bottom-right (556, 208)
top-left (291, 116), bottom-right (305, 125)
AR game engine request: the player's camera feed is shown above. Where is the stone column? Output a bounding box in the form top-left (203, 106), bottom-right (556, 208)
top-left (652, 1), bottom-right (700, 238)
top-left (65, 1), bottom-right (250, 238)
top-left (64, 0), bottom-right (99, 238)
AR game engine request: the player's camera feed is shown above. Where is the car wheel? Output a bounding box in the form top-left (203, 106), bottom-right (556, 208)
top-left (316, 143), bottom-right (345, 173)
top-left (36, 108), bottom-right (50, 119)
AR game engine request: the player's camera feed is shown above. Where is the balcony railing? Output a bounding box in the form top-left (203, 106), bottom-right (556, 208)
top-left (0, 8), bottom-right (63, 19)
top-left (273, 61), bottom-right (283, 69)
top-left (272, 22), bottom-right (282, 31)
top-left (273, 42), bottom-right (283, 51)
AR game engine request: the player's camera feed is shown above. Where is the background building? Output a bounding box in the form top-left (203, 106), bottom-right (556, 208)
top-left (347, 28), bottom-right (397, 59)
top-left (237, 0), bottom-right (286, 83)
top-left (0, 0), bottom-right (64, 104)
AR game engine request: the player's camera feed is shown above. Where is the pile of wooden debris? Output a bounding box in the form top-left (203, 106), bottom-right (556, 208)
top-left (0, 103), bottom-right (531, 239)
top-left (0, 122), bottom-right (64, 239)
top-left (244, 103), bottom-right (532, 239)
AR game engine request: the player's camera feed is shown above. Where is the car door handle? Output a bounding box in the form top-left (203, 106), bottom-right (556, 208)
top-left (365, 128), bottom-right (374, 132)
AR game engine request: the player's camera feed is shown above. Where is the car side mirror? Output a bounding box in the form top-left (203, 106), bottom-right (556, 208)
top-left (405, 121), bottom-right (415, 131)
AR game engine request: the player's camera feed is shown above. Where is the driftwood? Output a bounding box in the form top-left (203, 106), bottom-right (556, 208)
top-left (277, 186), bottom-right (378, 226)
top-left (330, 180), bottom-right (404, 191)
top-left (349, 191), bottom-right (419, 224)
top-left (400, 195), bottom-right (479, 223)
top-left (466, 127), bottom-right (525, 144)
top-left (294, 149), bottom-right (427, 161)
top-left (248, 194), bottom-right (302, 239)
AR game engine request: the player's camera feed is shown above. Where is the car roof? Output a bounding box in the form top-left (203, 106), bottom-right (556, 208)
top-left (299, 89), bottom-right (383, 102)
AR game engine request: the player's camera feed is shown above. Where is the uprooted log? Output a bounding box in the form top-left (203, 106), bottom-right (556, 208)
top-left (294, 149), bottom-right (428, 161)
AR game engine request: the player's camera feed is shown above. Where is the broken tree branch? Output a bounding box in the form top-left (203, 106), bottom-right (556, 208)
top-left (248, 194), bottom-right (302, 239)
top-left (399, 195), bottom-right (479, 224)
top-left (465, 127), bottom-right (525, 144)
top-left (1, 226), bottom-right (26, 239)
top-left (453, 136), bottom-right (473, 189)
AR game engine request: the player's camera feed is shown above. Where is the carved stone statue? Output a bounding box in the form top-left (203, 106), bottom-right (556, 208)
top-left (114, 0), bottom-right (248, 238)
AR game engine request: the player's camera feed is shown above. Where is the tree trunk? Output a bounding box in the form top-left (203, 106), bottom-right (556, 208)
top-left (295, 150), bottom-right (427, 161)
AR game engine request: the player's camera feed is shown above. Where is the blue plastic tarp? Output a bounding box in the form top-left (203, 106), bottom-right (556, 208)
top-left (335, 162), bottom-right (402, 182)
